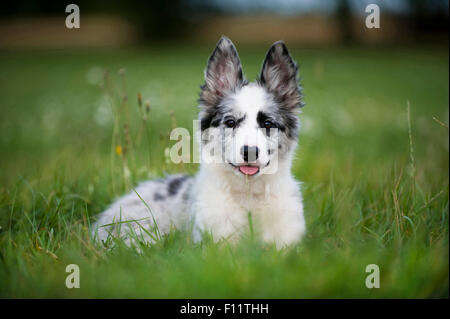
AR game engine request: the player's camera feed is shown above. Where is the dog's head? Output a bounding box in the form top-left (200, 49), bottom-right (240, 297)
top-left (198, 36), bottom-right (303, 177)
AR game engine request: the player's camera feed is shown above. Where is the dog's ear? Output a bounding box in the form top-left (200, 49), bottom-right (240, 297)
top-left (200, 36), bottom-right (245, 108)
top-left (259, 41), bottom-right (303, 109)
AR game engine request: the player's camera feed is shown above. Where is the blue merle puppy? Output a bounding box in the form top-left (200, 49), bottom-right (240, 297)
top-left (93, 36), bottom-right (306, 249)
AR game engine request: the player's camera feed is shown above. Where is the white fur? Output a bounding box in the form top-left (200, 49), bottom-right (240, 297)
top-left (191, 159), bottom-right (305, 249)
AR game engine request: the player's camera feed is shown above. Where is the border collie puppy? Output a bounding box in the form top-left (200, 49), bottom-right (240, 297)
top-left (93, 36), bottom-right (306, 249)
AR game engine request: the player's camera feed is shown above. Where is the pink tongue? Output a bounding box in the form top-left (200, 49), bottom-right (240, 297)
top-left (239, 165), bottom-right (259, 176)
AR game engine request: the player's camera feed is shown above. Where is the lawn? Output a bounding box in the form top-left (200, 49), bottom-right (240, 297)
top-left (0, 44), bottom-right (448, 298)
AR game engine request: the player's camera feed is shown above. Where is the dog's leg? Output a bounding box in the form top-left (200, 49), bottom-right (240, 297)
top-left (191, 188), bottom-right (248, 244)
top-left (259, 193), bottom-right (306, 249)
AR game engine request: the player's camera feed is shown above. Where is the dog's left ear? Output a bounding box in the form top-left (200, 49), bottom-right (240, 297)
top-left (259, 41), bottom-right (303, 109)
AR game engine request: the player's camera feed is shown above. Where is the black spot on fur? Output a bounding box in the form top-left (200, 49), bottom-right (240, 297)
top-left (168, 176), bottom-right (188, 196)
top-left (235, 114), bottom-right (246, 128)
top-left (257, 109), bottom-right (298, 139)
top-left (200, 103), bottom-right (232, 132)
top-left (275, 108), bottom-right (298, 139)
top-left (211, 117), bottom-right (222, 128)
top-left (182, 190), bottom-right (190, 202)
top-left (200, 109), bottom-right (218, 131)
top-left (257, 111), bottom-right (278, 130)
top-left (153, 193), bottom-right (165, 201)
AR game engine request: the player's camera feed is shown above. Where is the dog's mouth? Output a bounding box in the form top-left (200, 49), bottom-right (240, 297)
top-left (228, 161), bottom-right (270, 176)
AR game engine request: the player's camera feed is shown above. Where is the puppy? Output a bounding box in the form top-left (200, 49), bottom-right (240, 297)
top-left (93, 36), bottom-right (306, 249)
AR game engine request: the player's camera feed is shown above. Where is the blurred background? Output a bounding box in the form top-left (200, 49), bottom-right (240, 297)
top-left (1, 0), bottom-right (448, 48)
top-left (0, 0), bottom-right (448, 184)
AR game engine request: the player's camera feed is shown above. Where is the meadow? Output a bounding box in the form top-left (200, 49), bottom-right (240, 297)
top-left (0, 44), bottom-right (448, 298)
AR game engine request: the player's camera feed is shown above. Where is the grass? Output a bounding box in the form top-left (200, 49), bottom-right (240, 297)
top-left (0, 44), bottom-right (448, 298)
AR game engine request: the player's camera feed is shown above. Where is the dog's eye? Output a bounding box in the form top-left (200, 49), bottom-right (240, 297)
top-left (264, 120), bottom-right (274, 129)
top-left (225, 119), bottom-right (236, 128)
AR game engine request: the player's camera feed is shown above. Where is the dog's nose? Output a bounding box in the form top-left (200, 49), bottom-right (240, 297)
top-left (240, 145), bottom-right (259, 163)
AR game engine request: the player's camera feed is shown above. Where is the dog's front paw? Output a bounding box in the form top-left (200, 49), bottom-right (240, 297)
top-left (192, 219), bottom-right (246, 245)
top-left (261, 211), bottom-right (306, 249)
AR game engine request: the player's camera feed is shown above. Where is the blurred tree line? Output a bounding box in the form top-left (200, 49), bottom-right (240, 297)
top-left (0, 0), bottom-right (448, 42)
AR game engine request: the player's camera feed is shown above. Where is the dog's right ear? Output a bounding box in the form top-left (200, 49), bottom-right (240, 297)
top-left (200, 36), bottom-right (244, 108)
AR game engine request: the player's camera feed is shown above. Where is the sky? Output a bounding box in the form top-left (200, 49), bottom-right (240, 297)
top-left (202, 0), bottom-right (448, 15)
